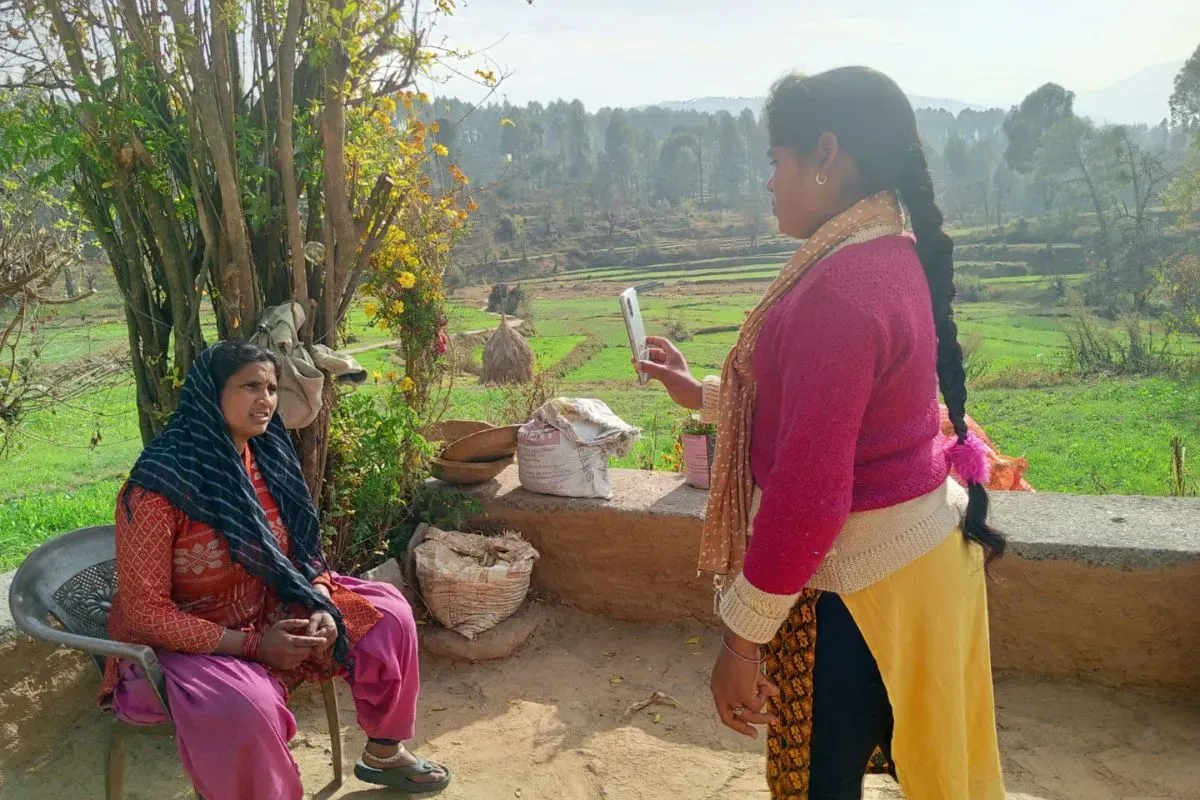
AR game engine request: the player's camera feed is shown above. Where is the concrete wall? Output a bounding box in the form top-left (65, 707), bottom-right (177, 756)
top-left (460, 469), bottom-right (1200, 691)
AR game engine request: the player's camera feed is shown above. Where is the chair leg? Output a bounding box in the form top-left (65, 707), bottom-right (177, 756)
top-left (105, 722), bottom-right (127, 800)
top-left (321, 679), bottom-right (343, 787)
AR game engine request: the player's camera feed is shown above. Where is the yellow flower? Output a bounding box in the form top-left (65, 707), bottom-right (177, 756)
top-left (448, 164), bottom-right (469, 185)
top-left (364, 301), bottom-right (378, 317)
top-left (372, 370), bottom-right (383, 382)
top-left (385, 370), bottom-right (398, 382)
top-left (377, 318), bottom-right (390, 331)
top-left (398, 272), bottom-right (416, 289)
top-left (389, 300), bottom-right (406, 315)
top-left (430, 121), bottom-right (441, 134)
top-left (401, 376), bottom-right (415, 393)
top-left (417, 92), bottom-right (430, 105)
top-left (433, 143), bottom-right (449, 157)
top-left (380, 97), bottom-right (397, 114)
top-left (467, 197), bottom-right (479, 212)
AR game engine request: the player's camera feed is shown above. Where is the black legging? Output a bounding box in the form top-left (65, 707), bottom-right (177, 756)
top-left (809, 592), bottom-right (896, 799)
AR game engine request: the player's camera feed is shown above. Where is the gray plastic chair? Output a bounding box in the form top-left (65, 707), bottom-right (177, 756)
top-left (7, 524), bottom-right (343, 799)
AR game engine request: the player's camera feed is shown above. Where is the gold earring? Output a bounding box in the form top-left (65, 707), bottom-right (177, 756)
top-left (816, 174), bottom-right (828, 186)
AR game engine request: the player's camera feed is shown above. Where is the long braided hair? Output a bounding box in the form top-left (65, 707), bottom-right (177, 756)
top-left (765, 67), bottom-right (1006, 563)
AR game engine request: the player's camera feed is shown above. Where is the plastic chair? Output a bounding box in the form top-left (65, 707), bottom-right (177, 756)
top-left (7, 525), bottom-right (343, 799)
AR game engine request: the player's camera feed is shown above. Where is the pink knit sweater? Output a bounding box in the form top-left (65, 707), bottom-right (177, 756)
top-left (743, 235), bottom-right (949, 595)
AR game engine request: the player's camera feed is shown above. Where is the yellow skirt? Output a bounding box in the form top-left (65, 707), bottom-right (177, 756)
top-left (764, 532), bottom-right (1006, 799)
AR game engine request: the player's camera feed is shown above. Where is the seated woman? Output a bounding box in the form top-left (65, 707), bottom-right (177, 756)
top-left (99, 340), bottom-right (449, 798)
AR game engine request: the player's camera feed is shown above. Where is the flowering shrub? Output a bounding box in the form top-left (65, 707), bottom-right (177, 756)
top-left (358, 92), bottom-right (476, 421)
top-left (322, 92), bottom-right (481, 572)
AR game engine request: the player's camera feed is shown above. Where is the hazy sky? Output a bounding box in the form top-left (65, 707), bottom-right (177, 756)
top-left (425, 0), bottom-right (1199, 109)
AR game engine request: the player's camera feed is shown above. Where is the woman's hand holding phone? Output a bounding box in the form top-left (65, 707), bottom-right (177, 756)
top-left (635, 336), bottom-right (703, 410)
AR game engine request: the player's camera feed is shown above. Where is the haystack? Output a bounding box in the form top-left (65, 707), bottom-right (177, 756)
top-left (480, 316), bottom-right (534, 385)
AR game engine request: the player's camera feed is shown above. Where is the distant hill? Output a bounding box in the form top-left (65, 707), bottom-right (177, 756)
top-left (652, 94), bottom-right (989, 117)
top-left (653, 62), bottom-right (1185, 126)
top-left (1075, 61), bottom-right (1183, 125)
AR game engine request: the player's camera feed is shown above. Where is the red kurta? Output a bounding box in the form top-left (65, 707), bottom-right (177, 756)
top-left (99, 448), bottom-right (382, 704)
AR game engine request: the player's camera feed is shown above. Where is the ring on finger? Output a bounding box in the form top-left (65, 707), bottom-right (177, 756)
top-left (732, 706), bottom-right (746, 717)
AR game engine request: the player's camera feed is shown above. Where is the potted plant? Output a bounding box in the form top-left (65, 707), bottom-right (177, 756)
top-left (680, 414), bottom-right (717, 490)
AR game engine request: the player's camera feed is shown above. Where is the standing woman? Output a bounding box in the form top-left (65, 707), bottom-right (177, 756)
top-left (638, 67), bottom-right (1006, 799)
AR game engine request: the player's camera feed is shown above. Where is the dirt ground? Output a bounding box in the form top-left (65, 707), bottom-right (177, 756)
top-left (2, 605), bottom-right (1198, 799)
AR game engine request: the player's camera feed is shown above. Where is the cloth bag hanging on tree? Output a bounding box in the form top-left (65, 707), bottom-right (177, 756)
top-left (250, 302), bottom-right (368, 429)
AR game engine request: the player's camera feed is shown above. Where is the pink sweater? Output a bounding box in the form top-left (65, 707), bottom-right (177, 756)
top-left (744, 235), bottom-right (949, 595)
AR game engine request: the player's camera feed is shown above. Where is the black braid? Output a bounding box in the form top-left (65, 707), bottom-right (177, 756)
top-left (766, 66), bottom-right (1005, 565)
top-left (899, 145), bottom-right (1006, 564)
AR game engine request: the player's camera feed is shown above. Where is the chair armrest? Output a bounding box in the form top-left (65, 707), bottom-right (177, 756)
top-left (12, 610), bottom-right (172, 720)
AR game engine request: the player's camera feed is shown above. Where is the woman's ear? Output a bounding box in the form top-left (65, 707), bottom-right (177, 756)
top-left (814, 132), bottom-right (840, 177)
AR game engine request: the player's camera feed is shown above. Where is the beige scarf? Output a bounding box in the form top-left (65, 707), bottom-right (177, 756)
top-left (697, 191), bottom-right (905, 586)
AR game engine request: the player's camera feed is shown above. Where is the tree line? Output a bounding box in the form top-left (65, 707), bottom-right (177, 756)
top-left (432, 48), bottom-right (1200, 324)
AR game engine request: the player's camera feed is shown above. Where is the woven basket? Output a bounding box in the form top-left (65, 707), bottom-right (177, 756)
top-left (413, 527), bottom-right (539, 638)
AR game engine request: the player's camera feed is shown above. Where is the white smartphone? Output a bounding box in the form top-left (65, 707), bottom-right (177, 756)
top-left (620, 287), bottom-right (650, 385)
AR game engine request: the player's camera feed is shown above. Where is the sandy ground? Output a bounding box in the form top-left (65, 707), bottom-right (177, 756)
top-left (2, 605), bottom-right (1199, 800)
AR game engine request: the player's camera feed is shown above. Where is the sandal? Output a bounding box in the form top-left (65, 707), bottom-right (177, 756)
top-left (354, 756), bottom-right (451, 794)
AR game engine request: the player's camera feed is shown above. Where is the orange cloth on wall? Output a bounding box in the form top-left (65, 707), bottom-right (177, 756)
top-left (939, 406), bottom-right (1033, 492)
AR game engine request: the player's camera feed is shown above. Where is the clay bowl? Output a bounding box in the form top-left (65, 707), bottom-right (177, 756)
top-left (440, 424), bottom-right (522, 463)
top-left (430, 455), bottom-right (515, 485)
top-left (429, 419), bottom-right (494, 445)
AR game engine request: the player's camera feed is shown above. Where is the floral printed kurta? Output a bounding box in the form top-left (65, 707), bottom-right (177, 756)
top-left (99, 448), bottom-right (381, 705)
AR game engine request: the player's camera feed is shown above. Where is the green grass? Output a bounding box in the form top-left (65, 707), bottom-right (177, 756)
top-left (446, 376), bottom-right (1200, 497)
top-left (981, 273), bottom-right (1087, 286)
top-left (6, 247), bottom-right (1200, 566)
top-left (0, 382), bottom-right (143, 500)
top-left (530, 335), bottom-right (587, 369)
top-left (0, 479), bottom-right (124, 570)
top-left (446, 304), bottom-right (499, 332)
top-left (445, 289), bottom-right (1200, 500)
top-left (970, 379), bottom-right (1200, 495)
top-left (534, 255), bottom-right (783, 282)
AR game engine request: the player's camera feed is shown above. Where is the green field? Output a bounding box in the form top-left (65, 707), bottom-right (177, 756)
top-left (445, 291), bottom-right (1200, 496)
top-left (3, 253), bottom-right (1199, 569)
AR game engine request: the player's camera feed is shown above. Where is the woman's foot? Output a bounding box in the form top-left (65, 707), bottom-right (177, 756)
top-left (360, 742), bottom-right (449, 788)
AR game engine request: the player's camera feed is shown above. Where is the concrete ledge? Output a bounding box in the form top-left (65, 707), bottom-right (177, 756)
top-left (0, 570), bottom-right (16, 645)
top-left (990, 491), bottom-right (1200, 570)
top-left (454, 467), bottom-right (1200, 691)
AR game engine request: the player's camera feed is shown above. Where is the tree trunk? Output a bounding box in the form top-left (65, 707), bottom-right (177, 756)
top-left (297, 379), bottom-right (336, 503)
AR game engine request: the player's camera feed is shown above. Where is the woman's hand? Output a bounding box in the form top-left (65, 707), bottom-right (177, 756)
top-left (306, 610), bottom-right (338, 652)
top-left (635, 336), bottom-right (703, 410)
top-left (258, 619), bottom-right (326, 670)
top-left (710, 632), bottom-right (779, 739)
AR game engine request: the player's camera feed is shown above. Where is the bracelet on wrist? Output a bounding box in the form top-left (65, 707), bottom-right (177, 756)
top-left (721, 631), bottom-right (765, 664)
top-left (242, 630), bottom-right (264, 661)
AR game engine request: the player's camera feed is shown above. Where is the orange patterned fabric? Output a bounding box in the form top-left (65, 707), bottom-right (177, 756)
top-left (99, 448), bottom-right (382, 704)
top-left (938, 407), bottom-right (1033, 492)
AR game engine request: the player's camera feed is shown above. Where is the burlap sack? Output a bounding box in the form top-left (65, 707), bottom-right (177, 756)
top-left (413, 527), bottom-right (539, 639)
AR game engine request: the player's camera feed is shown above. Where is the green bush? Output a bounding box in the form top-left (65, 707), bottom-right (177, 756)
top-left (322, 387), bottom-right (435, 574)
top-left (956, 276), bottom-right (992, 303)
